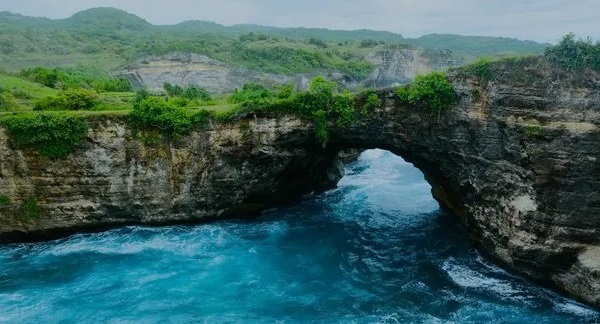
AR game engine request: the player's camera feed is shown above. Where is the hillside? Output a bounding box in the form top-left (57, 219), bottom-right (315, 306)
top-left (0, 7), bottom-right (548, 75)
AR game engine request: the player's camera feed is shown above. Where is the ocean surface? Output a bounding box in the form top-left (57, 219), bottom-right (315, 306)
top-left (0, 149), bottom-right (598, 323)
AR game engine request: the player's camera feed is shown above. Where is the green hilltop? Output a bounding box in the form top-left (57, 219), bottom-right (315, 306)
top-left (0, 7), bottom-right (548, 74)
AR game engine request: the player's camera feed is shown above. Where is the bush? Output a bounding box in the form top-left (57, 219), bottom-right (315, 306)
top-left (183, 86), bottom-right (211, 101)
top-left (274, 84), bottom-right (294, 99)
top-left (164, 83), bottom-right (212, 102)
top-left (4, 112), bottom-right (89, 158)
top-left (20, 67), bottom-right (66, 88)
top-left (229, 83), bottom-right (273, 104)
top-left (128, 97), bottom-right (192, 138)
top-left (60, 89), bottom-right (100, 110)
top-left (167, 97), bottom-right (192, 107)
top-left (164, 82), bottom-right (184, 97)
top-left (545, 33), bottom-right (600, 71)
top-left (359, 39), bottom-right (384, 48)
top-left (21, 197), bottom-right (41, 219)
top-left (34, 89), bottom-right (99, 111)
top-left (313, 109), bottom-right (328, 146)
top-left (0, 195), bottom-right (10, 206)
top-left (308, 38), bottom-right (328, 48)
top-left (226, 76), bottom-right (359, 146)
top-left (330, 90), bottom-right (355, 127)
top-left (92, 78), bottom-right (133, 92)
top-left (33, 96), bottom-right (63, 111)
top-left (191, 110), bottom-right (213, 128)
top-left (396, 72), bottom-right (456, 115)
top-left (464, 57), bottom-right (494, 82)
top-left (363, 91), bottom-right (381, 109)
top-left (21, 66), bottom-right (134, 91)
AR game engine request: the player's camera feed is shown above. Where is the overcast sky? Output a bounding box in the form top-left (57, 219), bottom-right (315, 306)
top-left (1, 0), bottom-right (599, 43)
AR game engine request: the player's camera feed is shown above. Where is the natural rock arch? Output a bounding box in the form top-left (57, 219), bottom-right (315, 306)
top-left (1, 60), bottom-right (599, 307)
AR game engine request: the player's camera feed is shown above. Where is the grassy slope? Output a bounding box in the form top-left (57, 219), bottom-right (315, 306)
top-left (0, 70), bottom-right (235, 119)
top-left (0, 8), bottom-right (550, 120)
top-left (0, 8), bottom-right (548, 74)
top-left (0, 74), bottom-right (58, 98)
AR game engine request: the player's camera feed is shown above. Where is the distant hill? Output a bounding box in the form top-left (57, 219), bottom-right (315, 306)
top-left (60, 7), bottom-right (152, 31)
top-left (0, 7), bottom-right (549, 74)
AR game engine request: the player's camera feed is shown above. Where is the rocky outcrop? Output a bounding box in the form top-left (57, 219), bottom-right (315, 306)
top-left (117, 52), bottom-right (350, 93)
top-left (116, 49), bottom-right (460, 93)
top-left (364, 48), bottom-right (463, 87)
top-left (1, 57), bottom-right (600, 308)
top-left (0, 117), bottom-right (342, 241)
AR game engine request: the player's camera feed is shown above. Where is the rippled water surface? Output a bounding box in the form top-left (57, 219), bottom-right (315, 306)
top-left (1, 150), bottom-right (598, 323)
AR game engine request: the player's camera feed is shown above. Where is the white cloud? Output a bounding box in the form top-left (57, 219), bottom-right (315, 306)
top-left (1, 0), bottom-right (598, 42)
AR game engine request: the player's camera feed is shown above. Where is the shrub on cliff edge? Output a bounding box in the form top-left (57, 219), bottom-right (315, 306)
top-left (128, 97), bottom-right (192, 139)
top-left (545, 33), bottom-right (600, 71)
top-left (4, 112), bottom-right (89, 159)
top-left (396, 72), bottom-right (456, 115)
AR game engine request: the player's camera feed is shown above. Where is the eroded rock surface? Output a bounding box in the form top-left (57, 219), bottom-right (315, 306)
top-left (116, 49), bottom-right (460, 92)
top-left (1, 58), bottom-right (600, 308)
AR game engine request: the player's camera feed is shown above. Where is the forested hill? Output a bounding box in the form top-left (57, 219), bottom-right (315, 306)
top-left (0, 7), bottom-right (548, 74)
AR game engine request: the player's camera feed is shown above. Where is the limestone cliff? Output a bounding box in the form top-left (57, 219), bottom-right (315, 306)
top-left (364, 48), bottom-right (462, 87)
top-left (116, 49), bottom-right (460, 93)
top-left (1, 57), bottom-right (600, 308)
top-left (0, 117), bottom-right (342, 241)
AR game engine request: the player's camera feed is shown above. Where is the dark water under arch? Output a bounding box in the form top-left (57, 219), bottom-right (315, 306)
top-left (0, 150), bottom-right (597, 323)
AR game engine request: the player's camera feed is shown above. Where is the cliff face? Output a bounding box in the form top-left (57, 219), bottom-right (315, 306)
top-left (116, 49), bottom-right (460, 93)
top-left (364, 48), bottom-right (462, 87)
top-left (1, 58), bottom-right (600, 308)
top-left (0, 117), bottom-right (342, 241)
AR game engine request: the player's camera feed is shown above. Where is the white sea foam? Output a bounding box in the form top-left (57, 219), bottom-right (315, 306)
top-left (442, 260), bottom-right (522, 298)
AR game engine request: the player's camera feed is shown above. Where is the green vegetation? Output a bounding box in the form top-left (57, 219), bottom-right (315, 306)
top-left (313, 110), bottom-right (329, 145)
top-left (229, 83), bottom-right (273, 104)
top-left (0, 91), bottom-right (20, 111)
top-left (164, 83), bottom-right (212, 102)
top-left (463, 57), bottom-right (494, 82)
top-left (20, 66), bottom-right (132, 92)
top-left (0, 7), bottom-right (546, 77)
top-left (21, 197), bottom-right (41, 219)
top-left (34, 89), bottom-right (99, 111)
top-left (363, 90), bottom-right (381, 110)
top-left (223, 76), bottom-right (362, 145)
top-left (0, 72), bottom-right (58, 99)
top-left (0, 69), bottom-right (138, 112)
top-left (0, 195), bottom-right (10, 206)
top-left (128, 96), bottom-right (193, 139)
top-left (524, 124), bottom-right (543, 137)
top-left (127, 95), bottom-right (215, 139)
top-left (396, 72), bottom-right (456, 114)
top-left (3, 112), bottom-right (89, 158)
top-left (544, 33), bottom-right (600, 71)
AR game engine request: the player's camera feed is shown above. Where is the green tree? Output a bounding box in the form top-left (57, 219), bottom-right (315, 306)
top-left (396, 72), bottom-right (456, 115)
top-left (545, 33), bottom-right (600, 71)
top-left (183, 85), bottom-right (212, 101)
top-left (229, 83), bottom-right (273, 104)
top-left (34, 89), bottom-right (99, 111)
top-left (164, 82), bottom-right (184, 97)
top-left (128, 97), bottom-right (192, 138)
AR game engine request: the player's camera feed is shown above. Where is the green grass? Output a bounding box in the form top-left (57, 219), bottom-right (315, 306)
top-left (0, 7), bottom-right (547, 78)
top-left (0, 103), bottom-right (236, 121)
top-left (0, 71), bottom-right (137, 112)
top-left (0, 73), bottom-right (58, 98)
top-left (0, 53), bottom-right (126, 73)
